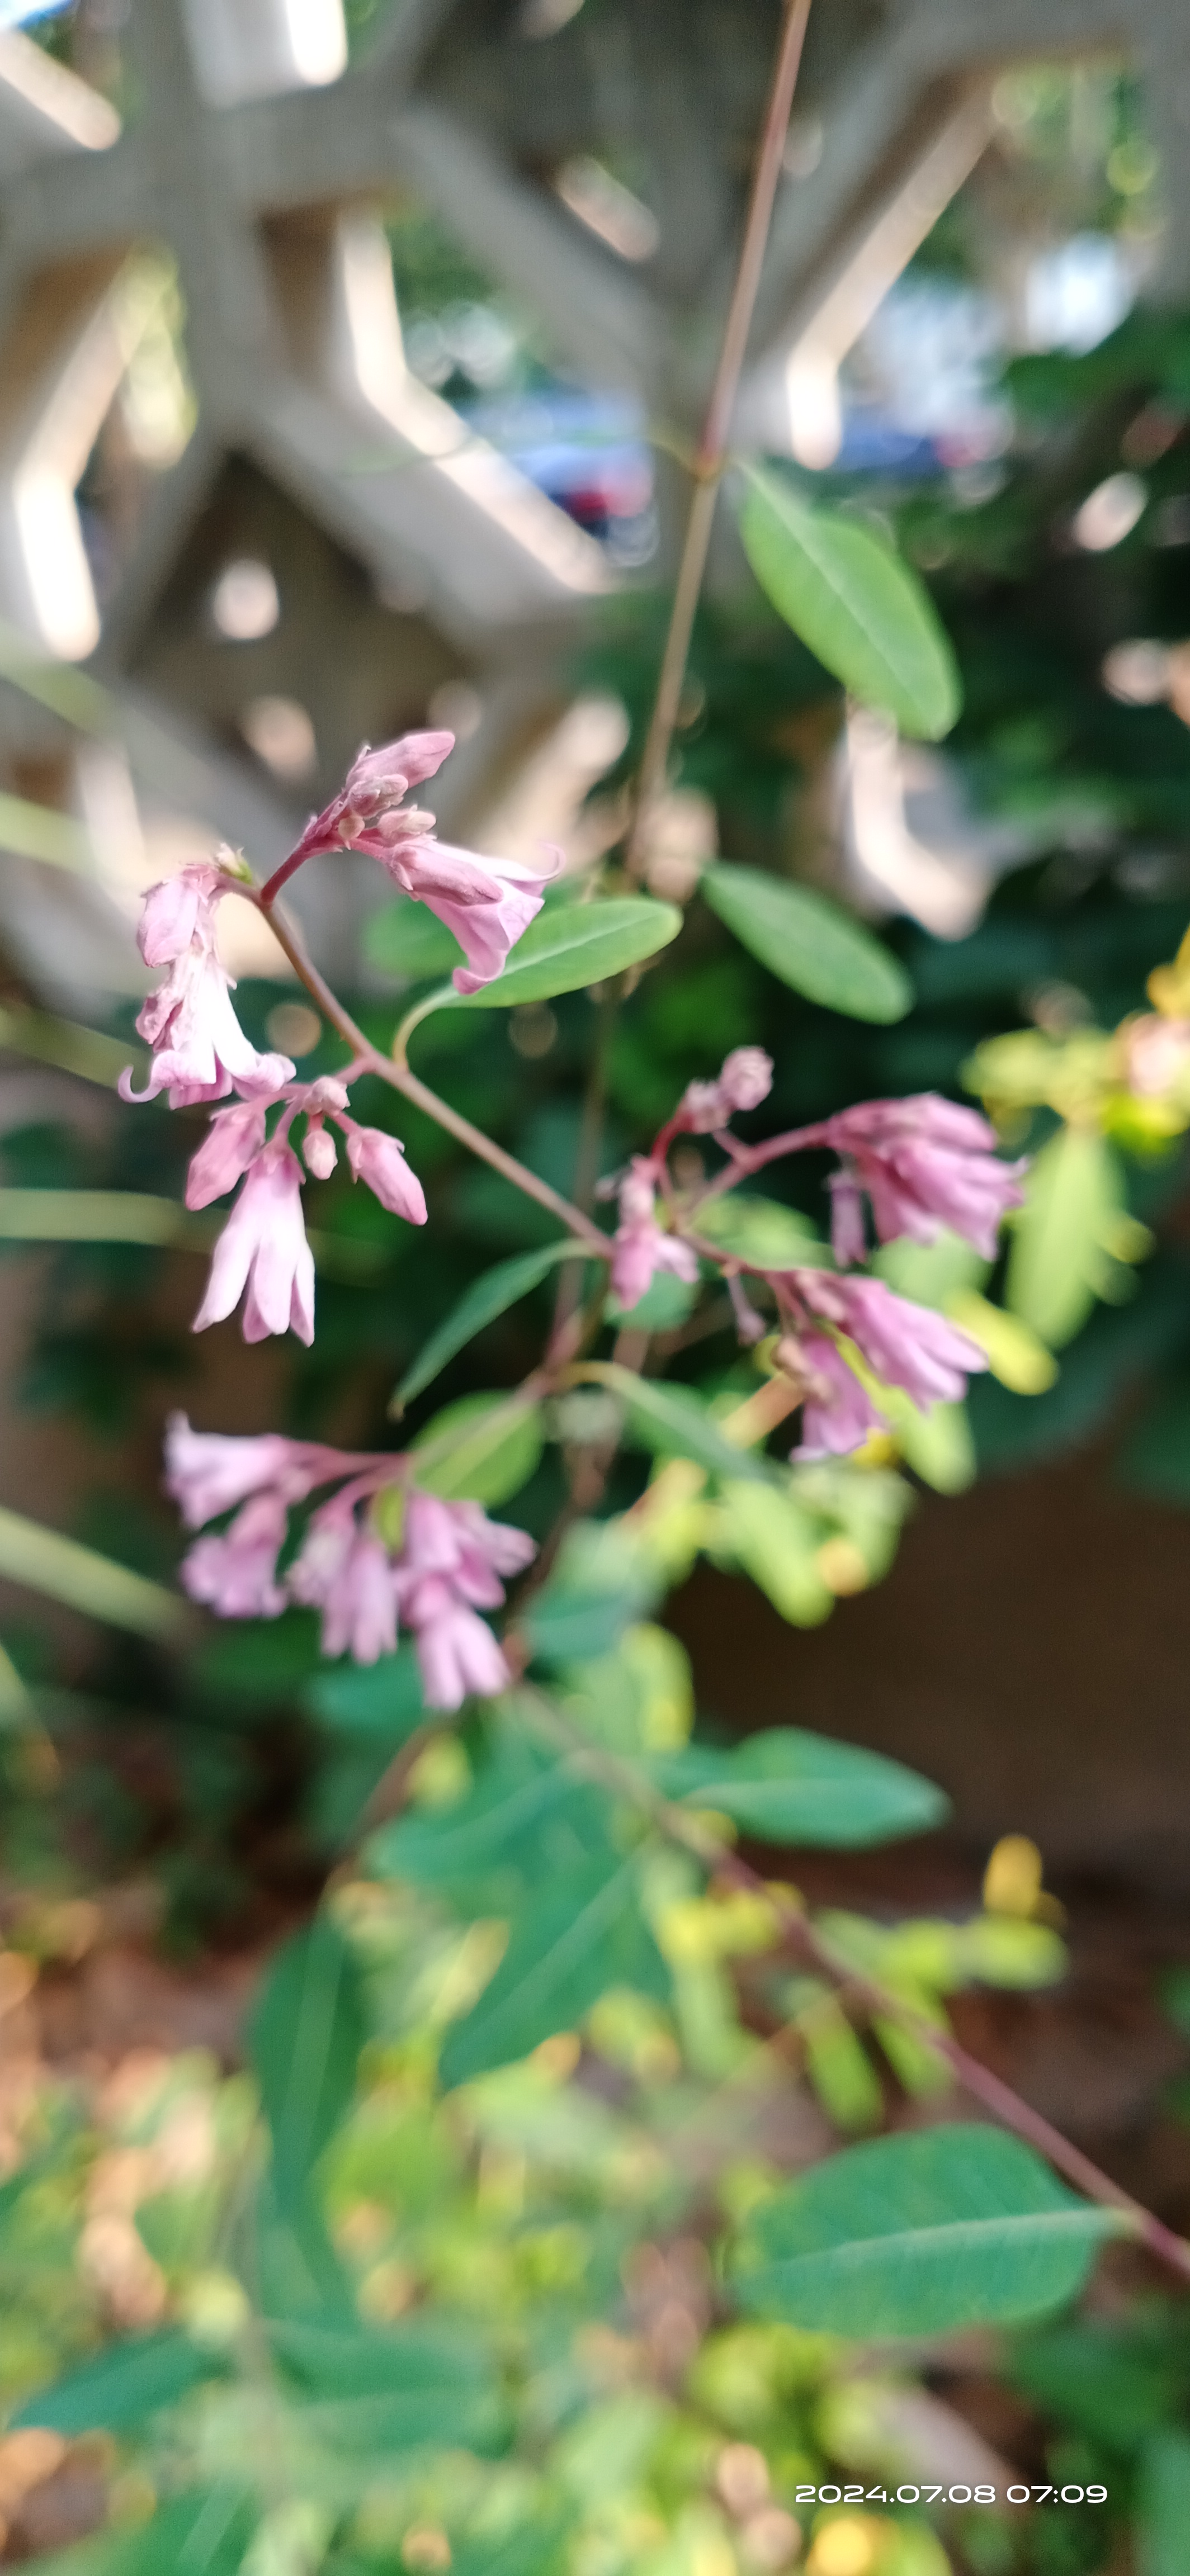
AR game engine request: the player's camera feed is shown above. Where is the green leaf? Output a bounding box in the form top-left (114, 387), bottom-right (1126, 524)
top-left (364, 897), bottom-right (466, 983)
top-left (11, 2330), bottom-right (219, 2432)
top-left (0, 789), bottom-right (92, 872)
top-left (712, 1479), bottom-right (833, 1627)
top-left (737, 2125), bottom-right (1117, 2335)
top-left (693, 1193), bottom-right (828, 1269)
top-left (394, 1242), bottom-right (588, 1412)
top-left (739, 465), bottom-right (961, 739)
top-left (370, 1730), bottom-right (615, 1906)
top-left (586, 1365), bottom-right (766, 1484)
top-left (1007, 1125), bottom-right (1131, 1349)
top-left (48, 2489), bottom-right (258, 2576)
top-left (701, 864), bottom-right (911, 1024)
top-left (306, 1642), bottom-right (423, 1738)
top-left (0, 1504), bottom-right (187, 1641)
top-left (450, 897), bottom-right (681, 1009)
top-left (1139, 2427), bottom-right (1190, 2576)
top-left (413, 1390), bottom-right (545, 1504)
top-left (249, 1916), bottom-right (366, 2214)
top-left (440, 1853), bottom-right (667, 2086)
top-left (268, 2319), bottom-right (506, 2452)
top-left (658, 1727), bottom-right (947, 1845)
top-left (895, 1398), bottom-right (976, 1494)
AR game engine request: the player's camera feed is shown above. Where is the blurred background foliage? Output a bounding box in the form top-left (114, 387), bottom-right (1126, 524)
top-left (2, 13), bottom-right (1190, 2575)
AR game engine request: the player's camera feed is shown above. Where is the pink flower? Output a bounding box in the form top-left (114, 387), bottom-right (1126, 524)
top-left (289, 1513), bottom-right (399, 1664)
top-left (164, 1413), bottom-right (300, 1528)
top-left (180, 1490), bottom-right (288, 1619)
top-left (122, 864), bottom-right (294, 1109)
top-left (793, 1269), bottom-right (986, 1410)
top-left (343, 1123), bottom-right (428, 1224)
top-left (679, 1047), bottom-right (774, 1133)
top-left (792, 1333), bottom-right (888, 1461)
top-left (185, 1098), bottom-right (268, 1210)
top-left (611, 1158), bottom-right (700, 1311)
top-left (814, 1095), bottom-right (1026, 1263)
top-left (380, 835), bottom-right (556, 997)
top-left (343, 732), bottom-right (456, 815)
top-left (193, 1139), bottom-right (315, 1345)
top-left (394, 1491), bottom-right (535, 1709)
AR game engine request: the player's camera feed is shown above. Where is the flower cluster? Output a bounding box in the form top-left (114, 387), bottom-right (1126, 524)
top-left (610, 1057), bottom-right (1026, 1462)
top-left (121, 729), bottom-right (557, 1347)
top-left (167, 1415), bottom-right (535, 1708)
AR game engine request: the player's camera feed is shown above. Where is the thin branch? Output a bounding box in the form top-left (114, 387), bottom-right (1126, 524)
top-left (240, 883), bottom-right (610, 1255)
top-left (625, 0), bottom-right (814, 879)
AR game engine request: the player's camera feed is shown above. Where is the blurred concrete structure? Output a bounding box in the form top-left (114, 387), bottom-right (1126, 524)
top-left (0, 0), bottom-right (1182, 998)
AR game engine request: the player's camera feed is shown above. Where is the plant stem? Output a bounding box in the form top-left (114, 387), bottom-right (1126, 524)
top-left (625, 0), bottom-right (814, 879)
top-left (519, 1689), bottom-right (1190, 2287)
top-left (244, 884), bottom-right (610, 1254)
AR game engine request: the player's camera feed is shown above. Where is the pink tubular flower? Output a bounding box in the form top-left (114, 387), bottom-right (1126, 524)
top-left (394, 1491), bottom-right (536, 1710)
top-left (611, 1157), bottom-right (700, 1311)
top-left (289, 1514), bottom-right (399, 1664)
top-left (193, 1139), bottom-right (315, 1346)
top-left (679, 1046), bottom-right (774, 1133)
top-left (299, 730), bottom-right (555, 996)
top-left (793, 1269), bottom-right (987, 1411)
top-left (185, 1098), bottom-right (268, 1210)
top-left (164, 1413), bottom-right (300, 1528)
top-left (814, 1094), bottom-right (1026, 1263)
top-left (180, 1490), bottom-right (288, 1620)
top-left (343, 1123), bottom-right (428, 1224)
top-left (122, 864), bottom-right (295, 1109)
top-left (791, 1333), bottom-right (888, 1462)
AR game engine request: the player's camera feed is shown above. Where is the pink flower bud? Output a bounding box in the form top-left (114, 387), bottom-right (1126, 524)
top-left (678, 1046), bottom-right (774, 1133)
top-left (303, 1121), bottom-right (337, 1180)
top-left (343, 1124), bottom-right (427, 1224)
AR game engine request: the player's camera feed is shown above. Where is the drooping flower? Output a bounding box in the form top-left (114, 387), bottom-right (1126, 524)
top-left (185, 1098), bottom-right (268, 1210)
top-left (193, 1139), bottom-right (315, 1346)
top-left (393, 1490), bottom-right (536, 1710)
top-left (787, 1332), bottom-right (888, 1461)
top-left (179, 1490), bottom-right (289, 1620)
top-left (164, 1413), bottom-right (303, 1529)
top-left (792, 1269), bottom-right (987, 1411)
top-left (288, 1512), bottom-right (399, 1665)
top-left (610, 1157), bottom-right (700, 1312)
top-left (678, 1047), bottom-right (774, 1133)
top-left (342, 1122), bottom-right (428, 1224)
top-left (121, 864), bottom-right (294, 1109)
top-left (296, 730), bottom-right (555, 997)
top-left (812, 1093), bottom-right (1026, 1263)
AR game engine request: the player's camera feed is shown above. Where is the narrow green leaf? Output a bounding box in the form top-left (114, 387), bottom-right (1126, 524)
top-left (702, 863), bottom-right (911, 1024)
top-left (440, 1854), bottom-right (667, 2086)
top-left (249, 1916), bottom-right (366, 2214)
top-left (737, 2125), bottom-right (1117, 2335)
top-left (1135, 2427), bottom-right (1190, 2576)
top-left (413, 1390), bottom-right (545, 1504)
top-left (394, 1242), bottom-right (588, 1412)
top-left (0, 1505), bottom-right (187, 1640)
top-left (657, 1727), bottom-right (947, 1845)
top-left (0, 1187), bottom-right (190, 1245)
top-left (739, 465), bottom-right (961, 739)
top-left (584, 1364), bottom-right (766, 1484)
top-left (11, 2331), bottom-right (219, 2432)
top-left (0, 790), bottom-right (92, 872)
top-left (269, 2319), bottom-right (505, 2452)
top-left (450, 897), bottom-right (681, 1010)
top-left (370, 1727), bottom-right (615, 1907)
top-left (1007, 1125), bottom-right (1127, 1349)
